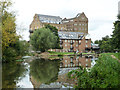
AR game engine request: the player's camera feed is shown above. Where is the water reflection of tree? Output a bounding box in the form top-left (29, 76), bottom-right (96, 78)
top-left (2, 62), bottom-right (26, 88)
top-left (30, 59), bottom-right (60, 85)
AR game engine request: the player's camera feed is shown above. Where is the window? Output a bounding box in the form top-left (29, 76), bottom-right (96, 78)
top-left (76, 44), bottom-right (78, 47)
top-left (79, 28), bottom-right (81, 30)
top-left (74, 28), bottom-right (77, 30)
top-left (82, 24), bottom-right (84, 26)
top-left (74, 23), bottom-right (77, 26)
top-left (86, 64), bottom-right (88, 67)
top-left (85, 28), bottom-right (87, 30)
top-left (65, 60), bottom-right (67, 63)
top-left (71, 63), bottom-right (73, 67)
top-left (86, 40), bottom-right (88, 43)
top-left (68, 40), bottom-right (70, 42)
top-left (79, 24), bottom-right (81, 26)
top-left (82, 28), bottom-right (84, 30)
top-left (68, 64), bottom-right (70, 67)
top-left (86, 59), bottom-right (88, 62)
top-left (65, 44), bottom-right (67, 47)
top-left (86, 45), bottom-right (88, 47)
top-left (65, 40), bottom-right (67, 42)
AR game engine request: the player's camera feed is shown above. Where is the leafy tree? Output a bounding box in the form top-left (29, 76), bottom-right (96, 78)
top-left (30, 28), bottom-right (57, 52)
top-left (94, 36), bottom-right (113, 52)
top-left (1, 0), bottom-right (29, 61)
top-left (94, 40), bottom-right (99, 44)
top-left (45, 24), bottom-right (60, 49)
top-left (14, 40), bottom-right (30, 56)
top-left (112, 20), bottom-right (120, 50)
top-left (0, 0), bottom-right (18, 52)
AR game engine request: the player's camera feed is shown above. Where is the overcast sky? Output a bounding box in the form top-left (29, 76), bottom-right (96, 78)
top-left (11, 0), bottom-right (120, 42)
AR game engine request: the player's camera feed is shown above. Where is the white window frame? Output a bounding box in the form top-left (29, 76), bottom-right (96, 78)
top-left (65, 44), bottom-right (67, 47)
top-left (65, 40), bottom-right (67, 42)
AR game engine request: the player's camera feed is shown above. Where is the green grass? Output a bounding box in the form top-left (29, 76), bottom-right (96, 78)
top-left (48, 51), bottom-right (95, 56)
top-left (82, 53), bottom-right (95, 55)
top-left (48, 51), bottom-right (74, 55)
top-left (100, 53), bottom-right (120, 60)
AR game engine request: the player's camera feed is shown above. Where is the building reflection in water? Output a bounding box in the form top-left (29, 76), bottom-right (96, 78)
top-left (60, 56), bottom-right (92, 68)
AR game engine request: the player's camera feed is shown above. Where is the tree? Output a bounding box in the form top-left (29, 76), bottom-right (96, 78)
top-left (94, 36), bottom-right (113, 52)
top-left (1, 0), bottom-right (18, 52)
top-left (30, 28), bottom-right (57, 52)
top-left (45, 24), bottom-right (60, 49)
top-left (94, 40), bottom-right (99, 44)
top-left (0, 0), bottom-right (20, 61)
top-left (1, 0), bottom-right (29, 62)
top-left (112, 20), bottom-right (120, 50)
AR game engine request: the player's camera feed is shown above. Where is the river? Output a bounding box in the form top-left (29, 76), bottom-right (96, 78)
top-left (2, 55), bottom-right (97, 88)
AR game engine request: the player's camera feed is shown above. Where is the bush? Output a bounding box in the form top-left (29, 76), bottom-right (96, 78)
top-left (3, 40), bottom-right (30, 62)
top-left (68, 54), bottom-right (120, 88)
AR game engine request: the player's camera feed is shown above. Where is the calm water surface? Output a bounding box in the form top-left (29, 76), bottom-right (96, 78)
top-left (2, 55), bottom-right (97, 88)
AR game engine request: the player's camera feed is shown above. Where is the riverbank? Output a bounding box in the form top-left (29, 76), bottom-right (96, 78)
top-left (67, 53), bottom-right (120, 88)
top-left (46, 51), bottom-right (95, 56)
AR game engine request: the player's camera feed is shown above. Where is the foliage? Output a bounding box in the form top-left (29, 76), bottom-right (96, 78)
top-left (1, 0), bottom-right (30, 62)
top-left (1, 0), bottom-right (18, 52)
top-left (45, 24), bottom-right (60, 49)
top-left (94, 35), bottom-right (113, 52)
top-left (94, 14), bottom-right (120, 52)
top-left (68, 54), bottom-right (120, 88)
top-left (30, 28), bottom-right (57, 52)
top-left (30, 58), bottom-right (59, 84)
top-left (3, 40), bottom-right (30, 62)
top-left (14, 40), bottom-right (30, 56)
top-left (2, 47), bottom-right (17, 61)
top-left (112, 20), bottom-right (120, 50)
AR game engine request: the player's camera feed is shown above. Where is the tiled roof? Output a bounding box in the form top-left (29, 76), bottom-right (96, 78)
top-left (37, 14), bottom-right (62, 23)
top-left (58, 31), bottom-right (84, 39)
top-left (37, 14), bottom-right (61, 19)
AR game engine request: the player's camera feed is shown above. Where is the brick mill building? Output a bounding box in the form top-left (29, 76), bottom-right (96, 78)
top-left (29, 12), bottom-right (91, 53)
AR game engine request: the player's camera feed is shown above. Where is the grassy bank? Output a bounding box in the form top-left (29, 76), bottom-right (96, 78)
top-left (100, 53), bottom-right (120, 60)
top-left (48, 51), bottom-right (95, 56)
top-left (68, 53), bottom-right (120, 88)
top-left (48, 51), bottom-right (75, 55)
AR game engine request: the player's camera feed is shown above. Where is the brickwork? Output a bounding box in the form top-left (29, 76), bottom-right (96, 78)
top-left (60, 37), bottom-right (91, 53)
top-left (29, 12), bottom-right (88, 34)
top-left (29, 12), bottom-right (91, 53)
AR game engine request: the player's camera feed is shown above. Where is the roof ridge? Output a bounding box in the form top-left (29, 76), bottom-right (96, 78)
top-left (37, 14), bottom-right (61, 18)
